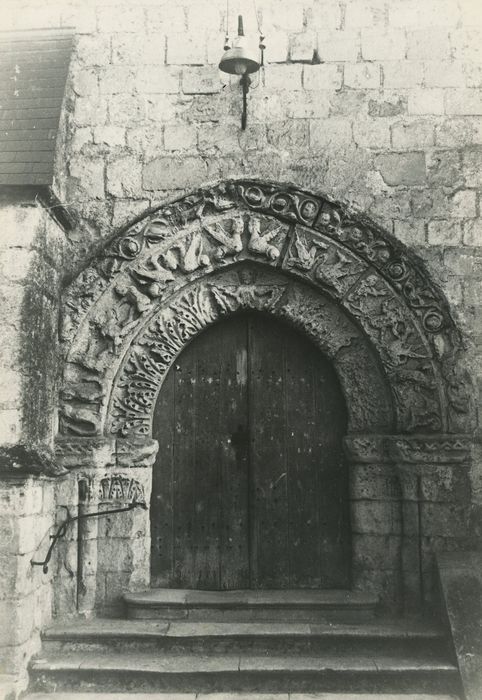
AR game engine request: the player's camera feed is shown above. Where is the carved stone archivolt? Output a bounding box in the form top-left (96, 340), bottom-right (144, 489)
top-left (58, 179), bottom-right (474, 442)
top-left (108, 269), bottom-right (394, 437)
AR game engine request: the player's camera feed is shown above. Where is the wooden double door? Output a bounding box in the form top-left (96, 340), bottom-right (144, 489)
top-left (151, 312), bottom-right (350, 590)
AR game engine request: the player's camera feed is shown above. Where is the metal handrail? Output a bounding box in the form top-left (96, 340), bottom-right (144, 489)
top-left (31, 501), bottom-right (147, 574)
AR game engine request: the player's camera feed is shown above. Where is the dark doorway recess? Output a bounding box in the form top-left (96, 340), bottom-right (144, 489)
top-left (151, 312), bottom-right (350, 590)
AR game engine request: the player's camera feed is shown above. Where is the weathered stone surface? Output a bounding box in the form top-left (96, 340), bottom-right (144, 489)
top-left (462, 147), bottom-right (482, 186)
top-left (143, 156), bottom-right (207, 190)
top-left (391, 120), bottom-right (435, 149)
top-left (264, 64), bottom-right (303, 92)
top-left (375, 152), bottom-right (426, 185)
top-left (69, 157), bottom-right (105, 199)
top-left (126, 126), bottom-right (165, 154)
top-left (106, 156), bottom-right (143, 198)
top-left (75, 34), bottom-right (111, 66)
top-left (361, 28), bottom-right (406, 60)
top-left (289, 30), bottom-right (317, 62)
top-left (353, 119), bottom-right (391, 147)
top-left (407, 28), bottom-right (451, 61)
top-left (383, 61), bottom-right (424, 88)
top-left (352, 533), bottom-right (401, 570)
top-left (408, 88), bottom-right (444, 114)
top-left (345, 0), bottom-right (387, 28)
top-left (182, 66), bottom-right (220, 95)
top-left (309, 119), bottom-right (353, 149)
top-left (393, 219), bottom-right (426, 246)
top-left (445, 89), bottom-right (482, 115)
top-left (428, 220), bottom-right (463, 246)
top-left (96, 4), bottom-right (145, 33)
top-left (167, 34), bottom-right (206, 65)
top-left (303, 64), bottom-right (342, 90)
top-left (438, 551), bottom-right (482, 700)
top-left (97, 65), bottom-right (137, 95)
top-left (317, 29), bottom-right (360, 62)
top-left (112, 199), bottom-right (150, 229)
top-left (0, 409), bottom-right (22, 444)
top-left (427, 149), bottom-right (463, 186)
top-left (198, 123), bottom-right (241, 153)
top-left (344, 62), bottom-right (381, 89)
top-left (351, 501), bottom-right (401, 535)
top-left (267, 120), bottom-right (308, 150)
top-left (436, 117), bottom-right (482, 146)
top-left (464, 220), bottom-right (482, 246)
top-left (261, 29), bottom-right (289, 63)
top-left (425, 61), bottom-right (466, 88)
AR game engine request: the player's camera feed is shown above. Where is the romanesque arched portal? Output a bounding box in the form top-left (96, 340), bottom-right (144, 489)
top-left (54, 180), bottom-right (474, 615)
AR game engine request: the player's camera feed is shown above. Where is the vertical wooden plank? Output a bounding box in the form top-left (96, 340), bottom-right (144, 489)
top-left (191, 327), bottom-right (223, 589)
top-left (218, 318), bottom-right (250, 589)
top-left (284, 333), bottom-right (323, 588)
top-left (172, 342), bottom-right (198, 588)
top-left (189, 318), bottom-right (249, 589)
top-left (249, 314), bottom-right (290, 588)
top-left (151, 370), bottom-right (175, 587)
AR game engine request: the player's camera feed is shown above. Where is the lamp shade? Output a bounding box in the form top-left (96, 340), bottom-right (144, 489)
top-left (219, 45), bottom-right (260, 75)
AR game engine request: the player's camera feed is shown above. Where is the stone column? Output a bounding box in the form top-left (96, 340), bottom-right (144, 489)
top-left (55, 436), bottom-right (157, 617)
top-left (395, 466), bottom-right (423, 613)
top-left (345, 434), bottom-right (472, 615)
top-left (344, 436), bottom-right (403, 611)
top-left (388, 435), bottom-right (472, 614)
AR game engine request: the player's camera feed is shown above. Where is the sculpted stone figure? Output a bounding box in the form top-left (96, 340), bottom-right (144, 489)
top-left (203, 218), bottom-right (244, 260)
top-left (58, 180), bottom-right (471, 439)
top-left (247, 217), bottom-right (282, 260)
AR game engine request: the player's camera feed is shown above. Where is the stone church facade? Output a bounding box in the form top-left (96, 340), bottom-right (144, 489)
top-left (0, 0), bottom-right (481, 697)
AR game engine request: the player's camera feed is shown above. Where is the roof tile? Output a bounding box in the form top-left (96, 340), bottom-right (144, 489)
top-left (0, 28), bottom-right (73, 186)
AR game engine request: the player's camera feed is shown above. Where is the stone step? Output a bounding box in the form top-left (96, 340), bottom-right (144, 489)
top-left (42, 619), bottom-right (450, 656)
top-left (23, 693), bottom-right (462, 700)
top-left (29, 651), bottom-right (461, 695)
top-left (124, 589), bottom-right (378, 623)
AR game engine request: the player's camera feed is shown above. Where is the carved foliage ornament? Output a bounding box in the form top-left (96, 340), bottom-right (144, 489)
top-left (59, 180), bottom-right (471, 439)
top-left (110, 274), bottom-right (288, 436)
top-left (99, 475), bottom-right (145, 503)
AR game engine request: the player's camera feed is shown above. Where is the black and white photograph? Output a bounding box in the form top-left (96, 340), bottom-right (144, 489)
top-left (0, 0), bottom-right (481, 699)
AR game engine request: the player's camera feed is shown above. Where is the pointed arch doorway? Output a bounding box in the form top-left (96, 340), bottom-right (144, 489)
top-left (151, 311), bottom-right (350, 590)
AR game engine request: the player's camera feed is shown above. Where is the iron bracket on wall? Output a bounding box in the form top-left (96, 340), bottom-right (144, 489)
top-left (31, 501), bottom-right (147, 574)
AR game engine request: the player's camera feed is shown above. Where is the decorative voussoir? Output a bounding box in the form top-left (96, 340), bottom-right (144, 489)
top-left (58, 180), bottom-right (473, 440)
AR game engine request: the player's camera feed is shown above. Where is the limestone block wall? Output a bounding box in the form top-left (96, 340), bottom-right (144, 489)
top-left (0, 204), bottom-right (65, 447)
top-left (0, 204), bottom-right (66, 692)
top-left (0, 477), bottom-right (56, 695)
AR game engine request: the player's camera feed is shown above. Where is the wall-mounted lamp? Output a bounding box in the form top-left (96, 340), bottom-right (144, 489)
top-left (219, 15), bottom-right (265, 130)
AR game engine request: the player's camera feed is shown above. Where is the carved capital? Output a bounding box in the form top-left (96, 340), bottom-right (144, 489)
top-left (343, 435), bottom-right (388, 463)
top-left (116, 438), bottom-right (159, 468)
top-left (98, 473), bottom-right (146, 504)
top-left (55, 437), bottom-right (159, 470)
